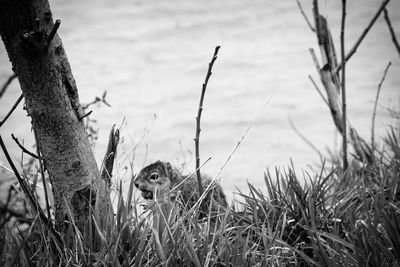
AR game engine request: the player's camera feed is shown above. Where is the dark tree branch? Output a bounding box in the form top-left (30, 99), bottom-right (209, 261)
top-left (0, 94), bottom-right (24, 128)
top-left (383, 8), bottom-right (400, 57)
top-left (0, 135), bottom-right (61, 243)
top-left (46, 19), bottom-right (60, 44)
top-left (0, 73), bottom-right (17, 98)
top-left (11, 133), bottom-right (40, 159)
top-left (194, 46), bottom-right (220, 197)
top-left (44, 19), bottom-right (60, 51)
top-left (78, 110), bottom-right (93, 120)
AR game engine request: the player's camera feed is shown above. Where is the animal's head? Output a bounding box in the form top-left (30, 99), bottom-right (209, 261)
top-left (134, 161), bottom-right (180, 200)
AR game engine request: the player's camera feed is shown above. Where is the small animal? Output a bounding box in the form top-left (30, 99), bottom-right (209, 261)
top-left (134, 161), bottom-right (227, 215)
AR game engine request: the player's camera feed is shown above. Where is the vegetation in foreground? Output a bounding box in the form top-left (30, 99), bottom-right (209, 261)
top-left (0, 120), bottom-right (399, 266)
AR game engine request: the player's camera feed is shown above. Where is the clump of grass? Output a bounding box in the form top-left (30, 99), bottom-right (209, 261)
top-left (1, 119), bottom-right (399, 266)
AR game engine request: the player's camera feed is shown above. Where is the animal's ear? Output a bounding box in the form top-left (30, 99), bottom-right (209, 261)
top-left (165, 162), bottom-right (172, 170)
top-left (164, 162), bottom-right (172, 177)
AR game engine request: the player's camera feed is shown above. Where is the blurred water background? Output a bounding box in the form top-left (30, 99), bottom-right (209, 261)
top-left (0, 0), bottom-right (399, 200)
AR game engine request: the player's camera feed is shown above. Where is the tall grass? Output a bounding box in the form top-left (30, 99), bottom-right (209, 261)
top-left (1, 119), bottom-right (399, 266)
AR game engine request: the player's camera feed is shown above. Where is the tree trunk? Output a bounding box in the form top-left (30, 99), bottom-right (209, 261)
top-left (0, 0), bottom-right (106, 234)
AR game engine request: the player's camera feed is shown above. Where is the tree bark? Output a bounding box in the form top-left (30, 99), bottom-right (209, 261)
top-left (0, 0), bottom-right (106, 234)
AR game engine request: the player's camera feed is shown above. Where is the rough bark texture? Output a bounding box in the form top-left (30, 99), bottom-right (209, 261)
top-left (0, 0), bottom-right (104, 234)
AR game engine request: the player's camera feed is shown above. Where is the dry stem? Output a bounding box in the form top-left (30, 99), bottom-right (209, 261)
top-left (194, 46), bottom-right (220, 197)
top-left (383, 8), bottom-right (400, 57)
top-left (0, 134), bottom-right (61, 242)
top-left (288, 115), bottom-right (322, 157)
top-left (371, 62), bottom-right (392, 156)
top-left (335, 0), bottom-right (391, 73)
top-left (0, 94), bottom-right (23, 128)
top-left (11, 133), bottom-right (40, 159)
top-left (296, 0), bottom-right (315, 32)
top-left (308, 74), bottom-right (329, 106)
top-left (101, 124), bottom-right (120, 188)
top-left (34, 129), bottom-right (52, 219)
top-left (340, 0), bottom-right (348, 169)
top-left (0, 73), bottom-right (17, 99)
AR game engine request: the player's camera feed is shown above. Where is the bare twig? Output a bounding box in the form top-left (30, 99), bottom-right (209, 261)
top-left (0, 73), bottom-right (17, 98)
top-left (308, 75), bottom-right (329, 106)
top-left (288, 115), bottom-right (322, 157)
top-left (194, 46), bottom-right (220, 196)
top-left (335, 0), bottom-right (391, 73)
top-left (310, 0), bottom-right (376, 165)
top-left (309, 48), bottom-right (321, 73)
top-left (44, 19), bottom-right (60, 50)
top-left (340, 0), bottom-right (348, 169)
top-left (170, 157), bottom-right (212, 193)
top-left (310, 47), bottom-right (343, 134)
top-left (78, 110), bottom-right (92, 120)
top-left (0, 93), bottom-right (23, 128)
top-left (296, 0), bottom-right (315, 32)
top-left (371, 62), bottom-right (392, 155)
top-left (82, 91), bottom-right (111, 109)
top-left (33, 129), bottom-right (51, 219)
top-left (46, 19), bottom-right (60, 43)
top-left (313, 0), bottom-right (338, 68)
top-left (11, 133), bottom-right (40, 159)
top-left (0, 135), bottom-right (61, 243)
top-left (192, 99), bottom-right (270, 211)
top-left (383, 8), bottom-right (400, 57)
top-left (313, 0), bottom-right (321, 38)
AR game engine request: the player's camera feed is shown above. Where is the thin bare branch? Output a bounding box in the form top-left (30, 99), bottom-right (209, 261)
top-left (288, 115), bottom-right (322, 157)
top-left (82, 91), bottom-right (111, 109)
top-left (11, 133), bottom-right (40, 159)
top-left (78, 110), bottom-right (92, 120)
top-left (296, 0), bottom-right (315, 32)
top-left (192, 99), bottom-right (270, 211)
top-left (309, 48), bottom-right (321, 74)
top-left (0, 134), bottom-right (61, 242)
top-left (335, 0), bottom-right (391, 73)
top-left (33, 129), bottom-right (51, 219)
top-left (372, 62), bottom-right (392, 155)
top-left (308, 75), bottom-right (329, 107)
top-left (194, 46), bottom-right (220, 197)
top-left (46, 19), bottom-right (60, 44)
top-left (44, 19), bottom-right (61, 51)
top-left (383, 8), bottom-right (400, 57)
top-left (340, 0), bottom-right (348, 169)
top-left (0, 93), bottom-right (23, 128)
top-left (313, 0), bottom-right (321, 38)
top-left (0, 73), bottom-right (17, 98)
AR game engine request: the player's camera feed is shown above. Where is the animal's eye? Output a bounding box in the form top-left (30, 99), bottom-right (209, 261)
top-left (149, 172), bottom-right (159, 180)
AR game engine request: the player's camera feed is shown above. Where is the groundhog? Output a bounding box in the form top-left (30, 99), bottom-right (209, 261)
top-left (134, 161), bottom-right (227, 216)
